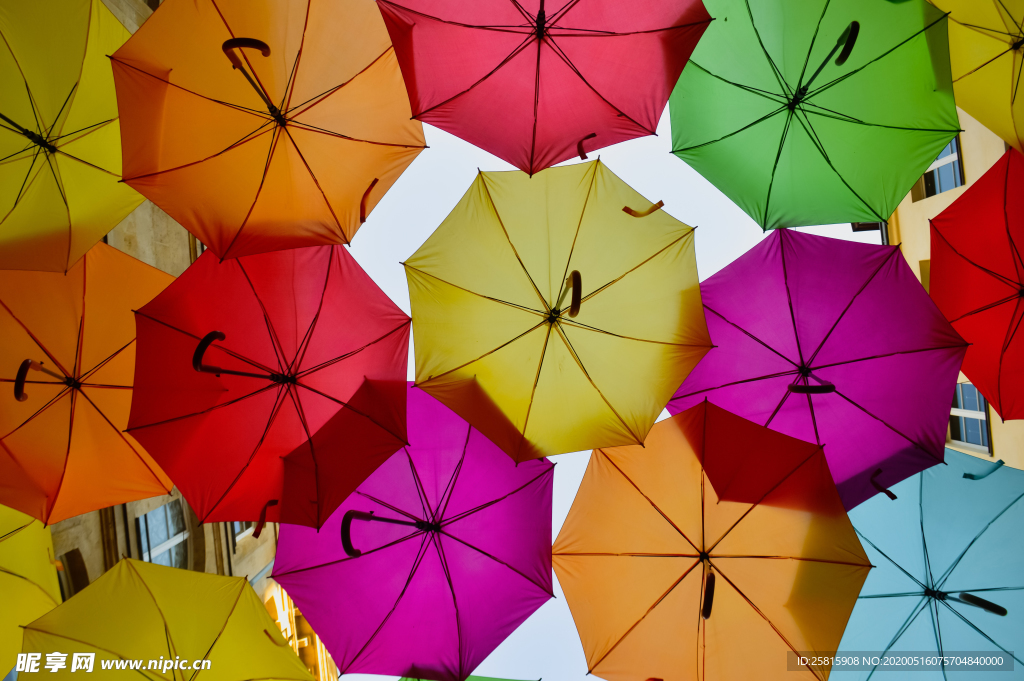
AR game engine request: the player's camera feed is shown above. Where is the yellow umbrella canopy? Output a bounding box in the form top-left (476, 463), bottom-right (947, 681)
top-left (22, 559), bottom-right (313, 680)
top-left (0, 504), bottom-right (60, 674)
top-left (405, 160), bottom-right (711, 461)
top-left (932, 0), bottom-right (1024, 151)
top-left (0, 0), bottom-right (143, 272)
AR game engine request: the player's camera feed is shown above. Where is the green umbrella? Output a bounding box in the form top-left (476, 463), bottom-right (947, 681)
top-left (670, 0), bottom-right (960, 230)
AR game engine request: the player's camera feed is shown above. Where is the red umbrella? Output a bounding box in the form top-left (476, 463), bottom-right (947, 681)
top-left (931, 149), bottom-right (1024, 420)
top-left (377, 0), bottom-right (711, 174)
top-left (127, 245), bottom-right (410, 531)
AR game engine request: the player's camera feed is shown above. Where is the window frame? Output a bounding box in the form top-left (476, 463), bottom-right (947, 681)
top-left (948, 382), bottom-right (993, 455)
top-left (135, 500), bottom-right (190, 568)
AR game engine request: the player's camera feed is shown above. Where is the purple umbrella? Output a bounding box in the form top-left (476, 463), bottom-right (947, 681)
top-left (669, 229), bottom-right (967, 510)
top-left (273, 384), bottom-right (554, 681)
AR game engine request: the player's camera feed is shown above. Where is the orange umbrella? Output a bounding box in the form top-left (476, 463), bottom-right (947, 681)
top-left (0, 243), bottom-right (173, 524)
top-left (110, 0), bottom-right (426, 260)
top-left (553, 401), bottom-right (872, 681)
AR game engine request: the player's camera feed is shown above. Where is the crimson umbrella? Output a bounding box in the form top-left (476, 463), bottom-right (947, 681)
top-left (127, 245), bottom-right (410, 531)
top-left (273, 384), bottom-right (554, 681)
top-left (669, 230), bottom-right (967, 510)
top-left (931, 148), bottom-right (1024, 421)
top-left (377, 0), bottom-right (711, 174)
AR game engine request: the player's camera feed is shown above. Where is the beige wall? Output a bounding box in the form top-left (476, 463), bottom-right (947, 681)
top-left (889, 107), bottom-right (1024, 470)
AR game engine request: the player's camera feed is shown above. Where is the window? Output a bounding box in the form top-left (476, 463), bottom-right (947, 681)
top-left (136, 499), bottom-right (189, 568)
top-left (950, 383), bottom-right (991, 453)
top-left (913, 137), bottom-right (964, 200)
top-left (233, 521), bottom-right (254, 537)
top-left (55, 548), bottom-right (90, 601)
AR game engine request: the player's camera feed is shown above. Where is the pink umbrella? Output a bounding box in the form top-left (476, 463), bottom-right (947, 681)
top-left (273, 384), bottom-right (554, 681)
top-left (669, 229), bottom-right (967, 510)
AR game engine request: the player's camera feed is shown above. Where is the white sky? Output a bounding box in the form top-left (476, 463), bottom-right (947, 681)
top-left (343, 109), bottom-right (882, 681)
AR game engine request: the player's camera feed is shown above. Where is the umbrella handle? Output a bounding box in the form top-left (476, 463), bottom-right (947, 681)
top-left (193, 331), bottom-right (227, 372)
top-left (701, 571), bottom-right (716, 619)
top-left (360, 178), bottom-right (379, 224)
top-left (222, 38), bottom-right (272, 71)
top-left (13, 359), bottom-right (33, 402)
top-left (622, 200), bottom-right (664, 218)
top-left (577, 133), bottom-right (596, 160)
top-left (568, 270), bottom-right (581, 318)
top-left (870, 468), bottom-right (897, 501)
top-left (957, 593), bottom-right (1008, 616)
top-left (253, 499), bottom-right (278, 538)
top-left (341, 509), bottom-right (431, 558)
top-left (788, 382), bottom-right (835, 394)
top-left (963, 459), bottom-right (1004, 480)
top-left (835, 21), bottom-right (860, 67)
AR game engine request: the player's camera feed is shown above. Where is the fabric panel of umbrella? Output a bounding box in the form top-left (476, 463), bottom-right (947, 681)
top-left (377, 0), bottom-right (711, 175)
top-left (126, 245), bottom-right (409, 531)
top-left (0, 0), bottom-right (143, 272)
top-left (110, 0), bottom-right (426, 260)
top-left (553, 400), bottom-right (871, 681)
top-left (931, 148), bottom-right (1024, 420)
top-left (669, 0), bottom-right (961, 229)
top-left (669, 229), bottom-right (967, 510)
top-left (833, 450), bottom-right (1024, 680)
top-left (0, 243), bottom-right (173, 524)
top-left (405, 159), bottom-right (712, 461)
top-left (274, 385), bottom-right (554, 681)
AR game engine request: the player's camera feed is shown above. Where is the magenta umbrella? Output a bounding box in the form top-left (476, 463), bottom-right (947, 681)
top-left (669, 229), bottom-right (967, 510)
top-left (273, 384), bottom-right (554, 681)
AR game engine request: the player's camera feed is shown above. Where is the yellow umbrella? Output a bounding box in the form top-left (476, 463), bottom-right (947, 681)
top-left (0, 0), bottom-right (143, 272)
top-left (21, 558), bottom-right (313, 680)
top-left (931, 0), bottom-right (1024, 150)
top-left (1, 504), bottom-right (60, 674)
top-left (405, 160), bottom-right (712, 461)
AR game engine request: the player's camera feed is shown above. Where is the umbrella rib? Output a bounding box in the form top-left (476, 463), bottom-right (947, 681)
top-left (283, 384), bottom-right (322, 526)
top-left (937, 599), bottom-right (1024, 666)
top-left (201, 385), bottom-right (290, 523)
top-left (671, 105), bottom-right (788, 155)
top-left (0, 147), bottom-right (43, 227)
top-left (832, 388), bottom-right (943, 462)
top-left (432, 534), bottom-right (467, 680)
top-left (865, 597), bottom-right (932, 680)
top-left (280, 126), bottom-right (347, 240)
top-left (548, 0), bottom-right (582, 25)
top-left (377, 1), bottom-right (535, 34)
top-left (997, 298), bottom-right (1024, 416)
top-left (528, 27), bottom-right (542, 173)
top-left (798, 98), bottom-right (962, 134)
top-left (553, 552), bottom-right (700, 558)
top-left (947, 293), bottom-right (1020, 324)
top-left (440, 529), bottom-right (554, 596)
top-left (741, 0), bottom-right (796, 99)
top-left (670, 369), bottom-right (801, 403)
top-left (935, 490), bottom-right (1024, 589)
top-left (0, 141), bottom-right (34, 166)
top-left (700, 403), bottom-right (707, 548)
top-left (855, 528), bottom-right (928, 590)
top-left (294, 382), bottom-right (409, 446)
top-left (588, 559), bottom-right (702, 673)
top-left (289, 247), bottom-right (334, 375)
top-left (45, 386), bottom-right (78, 525)
top-left (235, 261), bottom-right (288, 373)
top-left (209, 0), bottom-right (277, 107)
top-left (18, 627), bottom-right (171, 681)
top-left (0, 386), bottom-right (71, 440)
top-left (703, 304), bottom-right (800, 367)
top-left (919, 475), bottom-right (936, 589)
top-left (513, 323), bottom-right (553, 464)
top-left (79, 338), bottom-right (135, 384)
top-left (53, 147), bottom-right (121, 178)
top-left (553, 113), bottom-right (599, 309)
top-left (507, 0), bottom-right (534, 24)
top-left (0, 520), bottom-right (32, 542)
top-left (1002, 151), bottom-right (1024, 280)
top-left (405, 448), bottom-right (434, 520)
top-left (441, 465), bottom-right (553, 527)
top-left (354, 487), bottom-right (423, 523)
top-left (858, 591), bottom-right (927, 599)
top-left (711, 555), bottom-right (871, 567)
top-left (793, 0), bottom-right (832, 94)
top-left (601, 452), bottom-right (700, 552)
top-left (220, 127), bottom-right (286, 260)
top-left (125, 560), bottom-right (183, 674)
top-left (547, 20), bottom-right (714, 38)
top-left (279, 0), bottom-right (311, 113)
top-left (931, 221), bottom-right (1020, 289)
top-left (414, 321), bottom-right (549, 387)
top-left (282, 119), bottom-right (427, 149)
top-left (436, 424), bottom-right (472, 522)
top-left (684, 61), bottom-right (788, 106)
top-left (0, 566), bottom-right (60, 606)
top-left (132, 310), bottom-right (279, 374)
top-left (294, 319), bottom-right (411, 378)
top-left (125, 383), bottom-right (279, 433)
top-left (185, 580), bottom-right (247, 681)
top-left (928, 589), bottom-right (947, 677)
top-left (577, 232), bottom-right (695, 307)
top-left (402, 265), bottom-right (547, 318)
top-left (779, 230), bottom-right (806, 364)
top-left (811, 344), bottom-right (970, 371)
top-left (49, 116), bottom-right (115, 144)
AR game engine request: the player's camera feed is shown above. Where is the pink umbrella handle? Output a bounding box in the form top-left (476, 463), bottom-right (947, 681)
top-left (870, 468), bottom-right (897, 501)
top-left (701, 571), bottom-right (716, 619)
top-left (253, 499), bottom-right (278, 538)
top-left (360, 178), bottom-right (379, 224)
top-left (622, 200), bottom-right (664, 218)
top-left (577, 133), bottom-right (596, 160)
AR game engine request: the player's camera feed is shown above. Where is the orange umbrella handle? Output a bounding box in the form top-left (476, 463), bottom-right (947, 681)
top-left (701, 572), bottom-right (716, 619)
top-left (870, 468), bottom-right (897, 501)
top-left (577, 133), bottom-right (596, 160)
top-left (360, 178), bottom-right (379, 224)
top-left (568, 270), bottom-right (582, 318)
top-left (341, 509), bottom-right (434, 557)
top-left (622, 200), bottom-right (664, 218)
top-left (222, 38), bottom-right (271, 71)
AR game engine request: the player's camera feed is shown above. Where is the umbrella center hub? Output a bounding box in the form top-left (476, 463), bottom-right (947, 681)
top-left (23, 129), bottom-right (57, 154)
top-left (798, 365), bottom-right (812, 377)
top-left (924, 587), bottom-right (947, 601)
top-left (64, 377), bottom-right (82, 390)
top-left (1014, 36), bottom-right (1024, 51)
top-left (415, 520), bottom-right (442, 533)
top-left (535, 8), bottom-right (546, 39)
top-left (268, 105), bottom-right (288, 127)
top-left (698, 551), bottom-right (710, 562)
top-left (270, 372), bottom-right (297, 385)
top-left (547, 308), bottom-right (561, 324)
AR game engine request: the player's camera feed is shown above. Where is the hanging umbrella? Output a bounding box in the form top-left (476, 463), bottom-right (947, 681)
top-left (0, 242), bottom-right (173, 524)
top-left (377, 0), bottom-right (711, 175)
top-left (1, 504), bottom-right (60, 674)
top-left (669, 0), bottom-right (961, 230)
top-left (127, 245), bottom-right (409, 532)
top-left (110, 0), bottom-right (426, 260)
top-left (553, 400), bottom-right (872, 681)
top-left (0, 0), bottom-right (143, 272)
top-left (401, 678), bottom-right (538, 681)
top-left (273, 385), bottom-right (554, 681)
top-left (834, 450), bottom-right (1023, 677)
top-left (930, 0), bottom-right (1024, 153)
top-left (931, 148), bottom-right (1024, 420)
top-left (669, 229), bottom-right (967, 510)
top-left (405, 160), bottom-right (712, 461)
top-left (20, 558), bottom-right (313, 680)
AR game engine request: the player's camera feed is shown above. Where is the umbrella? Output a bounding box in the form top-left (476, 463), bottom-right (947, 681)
top-left (669, 0), bottom-right (961, 229)
top-left (127, 245), bottom-right (410, 532)
top-left (110, 0), bottom-right (426, 260)
top-left (20, 558), bottom-right (313, 680)
top-left (377, 0), bottom-right (711, 175)
top-left (0, 0), bottom-right (143, 272)
top-left (834, 450), bottom-right (1024, 678)
top-left (930, 0), bottom-right (1024, 153)
top-left (1, 504), bottom-right (60, 674)
top-left (405, 160), bottom-right (712, 461)
top-left (931, 148), bottom-right (1024, 420)
top-left (553, 400), bottom-right (872, 681)
top-left (273, 385), bottom-right (554, 681)
top-left (401, 678), bottom-right (537, 681)
top-left (0, 242), bottom-right (173, 524)
top-left (669, 229), bottom-right (967, 510)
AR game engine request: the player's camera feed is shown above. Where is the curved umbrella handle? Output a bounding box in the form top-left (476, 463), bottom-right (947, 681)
top-left (577, 133), bottom-right (596, 160)
top-left (13, 359), bottom-right (33, 402)
top-left (568, 270), bottom-right (582, 318)
top-left (193, 331), bottom-right (227, 373)
top-left (701, 571), bottom-right (716, 619)
top-left (870, 468), bottom-right (897, 501)
top-left (835, 21), bottom-right (860, 67)
top-left (622, 200), bottom-right (664, 218)
top-left (957, 592), bottom-right (1008, 616)
top-left (341, 510), bottom-right (376, 557)
top-left (963, 459), bottom-right (1004, 481)
top-left (253, 498), bottom-right (278, 539)
top-left (222, 38), bottom-right (272, 70)
top-left (360, 178), bottom-right (379, 224)
top-left (788, 382), bottom-right (835, 394)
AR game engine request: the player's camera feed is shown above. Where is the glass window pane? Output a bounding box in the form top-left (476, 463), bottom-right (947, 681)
top-left (151, 548), bottom-right (172, 567)
top-left (952, 160), bottom-right (963, 189)
top-left (167, 499), bottom-right (185, 536)
top-left (938, 163), bottom-right (954, 193)
top-left (964, 418), bottom-right (983, 446)
top-left (147, 509), bottom-right (169, 547)
top-left (924, 170), bottom-right (938, 197)
top-left (961, 384), bottom-right (980, 412)
top-left (936, 141), bottom-right (953, 160)
top-left (168, 543), bottom-right (187, 569)
top-left (950, 415), bottom-right (963, 441)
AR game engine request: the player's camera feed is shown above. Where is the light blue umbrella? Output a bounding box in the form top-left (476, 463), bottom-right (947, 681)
top-left (835, 450), bottom-right (1023, 679)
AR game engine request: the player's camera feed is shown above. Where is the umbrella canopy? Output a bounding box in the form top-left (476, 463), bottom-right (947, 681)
top-left (669, 229), bottom-right (967, 510)
top-left (0, 243), bottom-right (173, 524)
top-left (377, 0), bottom-right (711, 175)
top-left (405, 160), bottom-right (712, 461)
top-left (1, 504), bottom-right (60, 674)
top-left (273, 385), bottom-right (554, 681)
top-left (669, 0), bottom-right (961, 229)
top-left (21, 558), bottom-right (313, 680)
top-left (0, 0), bottom-right (143, 272)
top-left (553, 400), bottom-right (872, 681)
top-left (931, 148), bottom-right (1024, 421)
top-left (110, 0), bottom-right (426, 260)
top-left (931, 0), bottom-right (1024, 153)
top-left (834, 450), bottom-right (1024, 678)
top-left (127, 245), bottom-right (409, 530)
